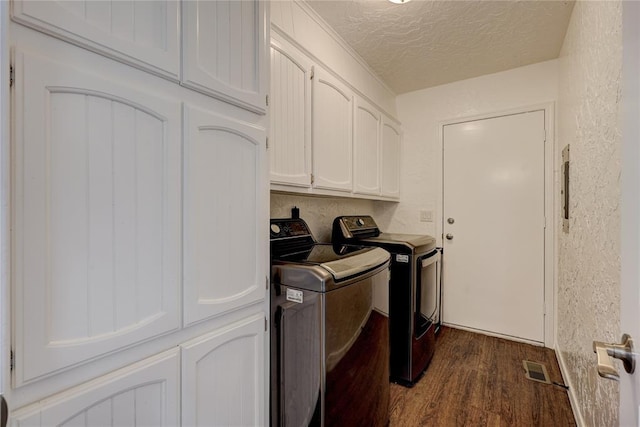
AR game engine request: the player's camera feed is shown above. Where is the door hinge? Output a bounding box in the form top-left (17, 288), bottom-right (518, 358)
top-left (543, 216), bottom-right (547, 229)
top-left (543, 129), bottom-right (547, 143)
top-left (265, 275), bottom-right (269, 290)
top-left (310, 66), bottom-right (315, 80)
top-left (266, 137), bottom-right (269, 150)
top-left (9, 65), bottom-right (14, 88)
top-left (264, 317), bottom-right (268, 332)
top-left (266, 94), bottom-right (269, 107)
top-left (10, 349), bottom-right (14, 372)
top-left (310, 173), bottom-right (314, 185)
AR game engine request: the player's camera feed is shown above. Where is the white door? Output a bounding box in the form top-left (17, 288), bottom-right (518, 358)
top-left (183, 105), bottom-right (267, 326)
top-left (181, 314), bottom-right (265, 427)
top-left (182, 0), bottom-right (267, 113)
top-left (442, 110), bottom-right (545, 343)
top-left (269, 36), bottom-right (313, 187)
top-left (11, 349), bottom-right (180, 426)
top-left (353, 96), bottom-right (381, 195)
top-left (380, 117), bottom-right (401, 199)
top-left (312, 66), bottom-right (353, 192)
top-left (618, 1), bottom-right (640, 423)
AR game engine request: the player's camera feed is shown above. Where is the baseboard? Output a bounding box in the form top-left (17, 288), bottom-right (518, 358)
top-left (441, 322), bottom-right (544, 347)
top-left (555, 346), bottom-right (586, 427)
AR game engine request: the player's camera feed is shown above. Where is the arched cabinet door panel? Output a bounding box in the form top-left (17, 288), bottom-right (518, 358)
top-left (183, 104), bottom-right (267, 326)
top-left (11, 349), bottom-right (180, 427)
top-left (182, 0), bottom-right (267, 113)
top-left (181, 315), bottom-right (265, 427)
top-left (11, 0), bottom-right (180, 80)
top-left (13, 50), bottom-right (182, 385)
top-left (354, 96), bottom-right (381, 195)
top-left (381, 117), bottom-right (401, 199)
top-left (269, 36), bottom-right (312, 187)
top-left (312, 66), bottom-right (353, 192)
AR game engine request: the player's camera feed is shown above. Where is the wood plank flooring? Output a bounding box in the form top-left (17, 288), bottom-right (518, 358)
top-left (389, 327), bottom-right (576, 427)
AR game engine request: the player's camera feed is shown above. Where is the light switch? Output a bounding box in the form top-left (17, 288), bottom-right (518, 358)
top-left (420, 210), bottom-right (433, 222)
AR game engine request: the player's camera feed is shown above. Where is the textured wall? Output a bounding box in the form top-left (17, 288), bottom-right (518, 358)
top-left (556, 1), bottom-right (622, 425)
top-left (388, 60), bottom-right (559, 245)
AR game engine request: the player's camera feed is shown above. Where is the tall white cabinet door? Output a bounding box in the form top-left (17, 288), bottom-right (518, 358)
top-left (182, 0), bottom-right (267, 113)
top-left (11, 0), bottom-right (180, 80)
top-left (183, 105), bottom-right (267, 326)
top-left (312, 67), bottom-right (353, 192)
top-left (12, 349), bottom-right (180, 427)
top-left (353, 97), bottom-right (381, 195)
top-left (269, 36), bottom-right (312, 188)
top-left (182, 315), bottom-right (265, 427)
top-left (13, 51), bottom-right (181, 385)
top-left (381, 117), bottom-right (401, 199)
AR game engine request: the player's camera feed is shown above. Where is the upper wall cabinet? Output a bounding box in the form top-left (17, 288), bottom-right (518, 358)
top-left (269, 36), bottom-right (313, 188)
top-left (183, 105), bottom-right (267, 326)
top-left (312, 66), bottom-right (354, 192)
top-left (182, 0), bottom-right (267, 114)
top-left (353, 96), bottom-right (382, 196)
top-left (13, 50), bottom-right (182, 385)
top-left (381, 117), bottom-right (402, 198)
top-left (268, 35), bottom-right (401, 201)
top-left (11, 0), bottom-right (180, 80)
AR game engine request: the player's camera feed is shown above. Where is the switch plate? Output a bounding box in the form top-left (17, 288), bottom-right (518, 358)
top-left (420, 210), bottom-right (433, 222)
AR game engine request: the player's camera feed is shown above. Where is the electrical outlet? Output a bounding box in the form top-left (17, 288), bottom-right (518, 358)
top-left (420, 210), bottom-right (433, 222)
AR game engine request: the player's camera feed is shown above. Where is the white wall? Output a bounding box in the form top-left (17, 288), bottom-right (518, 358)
top-left (556, 1), bottom-right (622, 425)
top-left (379, 60), bottom-right (559, 244)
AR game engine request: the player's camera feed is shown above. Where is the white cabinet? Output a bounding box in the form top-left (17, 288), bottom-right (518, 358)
top-left (183, 105), bottom-right (267, 326)
top-left (353, 97), bottom-right (382, 195)
top-left (269, 36), bottom-right (312, 188)
top-left (381, 117), bottom-right (402, 199)
top-left (182, 315), bottom-right (265, 427)
top-left (182, 0), bottom-right (267, 113)
top-left (12, 0), bottom-right (268, 113)
top-left (268, 37), bottom-right (400, 200)
top-left (13, 50), bottom-right (182, 386)
top-left (12, 349), bottom-right (181, 427)
top-left (312, 66), bottom-right (354, 192)
top-left (12, 0), bottom-right (180, 80)
top-left (8, 0), bottom-right (269, 420)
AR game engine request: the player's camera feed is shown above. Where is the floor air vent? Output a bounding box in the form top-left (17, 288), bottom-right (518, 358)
top-left (523, 360), bottom-right (551, 384)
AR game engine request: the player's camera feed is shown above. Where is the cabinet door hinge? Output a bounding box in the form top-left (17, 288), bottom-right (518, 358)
top-left (265, 317), bottom-right (268, 332)
top-left (9, 65), bottom-right (14, 88)
top-left (265, 275), bottom-right (269, 290)
top-left (310, 173), bottom-right (314, 185)
top-left (10, 349), bottom-right (14, 372)
top-left (266, 137), bottom-right (269, 150)
top-left (310, 66), bottom-right (314, 80)
top-left (543, 129), bottom-right (547, 143)
top-left (266, 94), bottom-right (269, 107)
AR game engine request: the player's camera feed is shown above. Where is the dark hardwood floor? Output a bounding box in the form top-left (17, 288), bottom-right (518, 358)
top-left (389, 327), bottom-right (576, 427)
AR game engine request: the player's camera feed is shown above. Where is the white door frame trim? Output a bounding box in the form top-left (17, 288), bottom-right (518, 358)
top-left (1, 0), bottom-right (10, 405)
top-left (437, 101), bottom-right (556, 348)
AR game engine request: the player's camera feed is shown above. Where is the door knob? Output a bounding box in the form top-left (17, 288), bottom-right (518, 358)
top-left (447, 218), bottom-right (455, 224)
top-left (446, 233), bottom-right (454, 240)
top-left (593, 334), bottom-right (635, 381)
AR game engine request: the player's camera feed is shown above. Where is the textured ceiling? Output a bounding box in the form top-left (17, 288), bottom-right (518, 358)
top-left (305, 0), bottom-right (575, 94)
